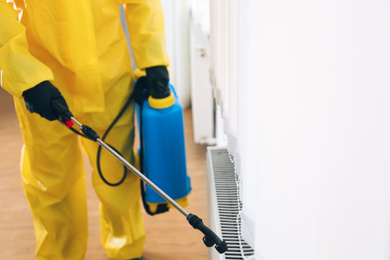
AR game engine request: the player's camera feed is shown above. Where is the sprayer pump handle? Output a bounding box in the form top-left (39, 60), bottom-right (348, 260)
top-left (51, 98), bottom-right (74, 127)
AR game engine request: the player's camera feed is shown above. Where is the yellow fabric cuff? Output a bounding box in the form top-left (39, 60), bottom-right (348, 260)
top-left (134, 67), bottom-right (170, 80)
top-left (0, 32), bottom-right (54, 98)
top-left (134, 68), bottom-right (146, 80)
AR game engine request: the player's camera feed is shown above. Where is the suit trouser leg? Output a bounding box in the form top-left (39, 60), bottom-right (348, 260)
top-left (15, 98), bottom-right (89, 260)
top-left (80, 100), bottom-right (145, 260)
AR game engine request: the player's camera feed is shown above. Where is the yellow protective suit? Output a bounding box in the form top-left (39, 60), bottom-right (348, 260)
top-left (0, 0), bottom-right (169, 259)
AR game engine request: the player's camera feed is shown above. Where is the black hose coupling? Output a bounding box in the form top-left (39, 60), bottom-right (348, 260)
top-left (81, 125), bottom-right (100, 141)
top-left (187, 213), bottom-right (228, 254)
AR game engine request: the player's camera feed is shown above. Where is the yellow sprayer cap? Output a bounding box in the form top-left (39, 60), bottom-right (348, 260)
top-left (148, 93), bottom-right (175, 109)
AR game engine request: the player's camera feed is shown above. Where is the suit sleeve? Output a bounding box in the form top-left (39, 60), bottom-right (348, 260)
top-left (120, 0), bottom-right (170, 70)
top-left (0, 1), bottom-right (53, 98)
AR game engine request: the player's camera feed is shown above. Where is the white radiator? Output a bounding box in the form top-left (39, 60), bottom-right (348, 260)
top-left (189, 0), bottom-right (216, 145)
top-left (207, 147), bottom-right (254, 260)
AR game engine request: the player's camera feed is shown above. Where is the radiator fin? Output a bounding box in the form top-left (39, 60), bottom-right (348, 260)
top-left (208, 148), bottom-right (254, 259)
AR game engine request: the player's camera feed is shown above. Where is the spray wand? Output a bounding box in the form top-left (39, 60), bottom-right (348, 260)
top-left (51, 98), bottom-right (228, 254)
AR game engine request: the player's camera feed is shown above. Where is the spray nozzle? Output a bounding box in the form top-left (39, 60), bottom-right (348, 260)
top-left (187, 213), bottom-right (228, 254)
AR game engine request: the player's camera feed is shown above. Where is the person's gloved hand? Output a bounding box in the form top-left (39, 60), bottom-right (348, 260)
top-left (23, 81), bottom-right (70, 121)
top-left (134, 66), bottom-right (170, 104)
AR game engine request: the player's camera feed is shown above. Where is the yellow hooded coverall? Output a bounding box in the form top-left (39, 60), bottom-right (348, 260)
top-left (0, 0), bottom-right (169, 259)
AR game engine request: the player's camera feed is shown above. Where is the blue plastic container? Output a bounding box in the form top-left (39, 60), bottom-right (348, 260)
top-left (137, 84), bottom-right (191, 206)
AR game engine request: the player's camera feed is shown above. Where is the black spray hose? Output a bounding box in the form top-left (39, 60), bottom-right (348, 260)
top-left (52, 96), bottom-right (131, 186)
top-left (51, 98), bottom-right (228, 254)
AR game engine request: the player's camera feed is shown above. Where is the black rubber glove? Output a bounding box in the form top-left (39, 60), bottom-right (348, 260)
top-left (134, 66), bottom-right (170, 105)
top-left (23, 81), bottom-right (70, 121)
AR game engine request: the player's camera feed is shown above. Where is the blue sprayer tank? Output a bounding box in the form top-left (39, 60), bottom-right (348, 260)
top-left (137, 83), bottom-right (191, 213)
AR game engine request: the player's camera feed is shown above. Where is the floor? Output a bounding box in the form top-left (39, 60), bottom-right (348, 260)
top-left (0, 88), bottom-right (210, 260)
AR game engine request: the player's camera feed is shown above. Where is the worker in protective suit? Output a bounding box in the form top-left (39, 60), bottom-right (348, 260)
top-left (0, 0), bottom-right (170, 259)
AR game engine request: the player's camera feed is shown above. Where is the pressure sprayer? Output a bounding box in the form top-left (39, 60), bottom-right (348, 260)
top-left (51, 96), bottom-right (228, 254)
top-left (136, 83), bottom-right (191, 215)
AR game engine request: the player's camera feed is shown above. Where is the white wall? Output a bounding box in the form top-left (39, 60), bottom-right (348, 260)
top-left (252, 1), bottom-right (390, 259)
top-left (211, 0), bottom-right (390, 259)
